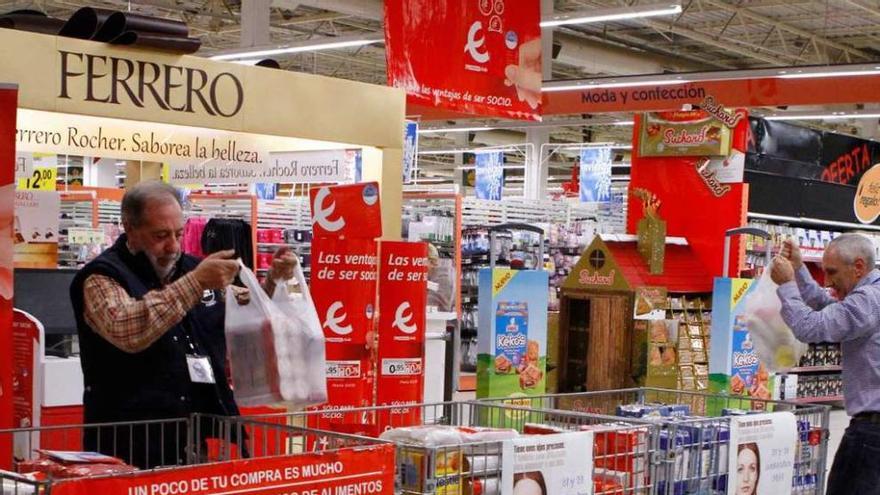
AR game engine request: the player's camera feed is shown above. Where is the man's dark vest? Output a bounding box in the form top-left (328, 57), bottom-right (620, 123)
top-left (70, 234), bottom-right (239, 467)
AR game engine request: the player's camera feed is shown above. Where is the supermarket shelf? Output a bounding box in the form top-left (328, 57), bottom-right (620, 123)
top-left (257, 242), bottom-right (298, 247)
top-left (794, 395), bottom-right (844, 404)
top-left (748, 212), bottom-right (880, 232)
top-left (787, 365), bottom-right (842, 373)
top-left (747, 247), bottom-right (824, 261)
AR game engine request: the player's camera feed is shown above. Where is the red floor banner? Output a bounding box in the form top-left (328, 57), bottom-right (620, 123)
top-left (376, 241), bottom-right (428, 432)
top-left (0, 84), bottom-right (19, 470)
top-left (309, 236), bottom-right (378, 433)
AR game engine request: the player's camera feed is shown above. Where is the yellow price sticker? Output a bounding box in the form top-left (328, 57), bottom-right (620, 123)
top-left (18, 166), bottom-right (56, 190)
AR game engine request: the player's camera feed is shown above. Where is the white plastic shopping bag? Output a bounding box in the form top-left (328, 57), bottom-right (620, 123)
top-left (742, 269), bottom-right (808, 372)
top-left (271, 263), bottom-right (327, 408)
top-left (224, 260), bottom-right (324, 406)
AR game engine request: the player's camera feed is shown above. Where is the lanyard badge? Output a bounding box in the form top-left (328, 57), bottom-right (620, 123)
top-left (186, 355), bottom-right (216, 384)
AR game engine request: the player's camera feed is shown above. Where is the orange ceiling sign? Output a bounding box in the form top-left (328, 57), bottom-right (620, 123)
top-left (544, 74), bottom-right (880, 115)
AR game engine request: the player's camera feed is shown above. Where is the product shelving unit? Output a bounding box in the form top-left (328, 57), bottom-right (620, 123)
top-left (743, 215), bottom-right (880, 275)
top-left (401, 192), bottom-right (463, 400)
top-left (255, 196), bottom-right (311, 281)
top-left (458, 198), bottom-right (600, 381)
top-left (57, 191), bottom-right (98, 269)
top-left (184, 193), bottom-right (258, 269)
top-left (796, 395), bottom-right (844, 404)
top-left (666, 296), bottom-right (712, 392)
top-left (788, 365), bottom-right (842, 373)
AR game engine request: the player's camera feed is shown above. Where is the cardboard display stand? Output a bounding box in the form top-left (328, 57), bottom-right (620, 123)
top-left (476, 224), bottom-right (549, 400)
top-left (556, 235), bottom-right (712, 393)
top-left (709, 228), bottom-right (775, 410)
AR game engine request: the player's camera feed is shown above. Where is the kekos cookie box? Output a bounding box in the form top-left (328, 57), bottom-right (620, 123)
top-left (476, 268), bottom-right (549, 400)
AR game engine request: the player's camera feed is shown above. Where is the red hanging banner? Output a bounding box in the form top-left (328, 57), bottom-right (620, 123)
top-left (384, 0), bottom-right (542, 121)
top-left (375, 241), bottom-right (428, 433)
top-left (309, 183), bottom-right (382, 240)
top-left (0, 85), bottom-right (18, 470)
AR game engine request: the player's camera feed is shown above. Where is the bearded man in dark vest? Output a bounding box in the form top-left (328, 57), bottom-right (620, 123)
top-left (70, 181), bottom-right (296, 468)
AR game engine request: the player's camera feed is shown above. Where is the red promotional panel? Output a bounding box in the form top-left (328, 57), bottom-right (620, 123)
top-left (384, 0), bottom-right (542, 121)
top-left (376, 242), bottom-right (428, 433)
top-left (309, 182), bottom-right (382, 239)
top-left (310, 237), bottom-right (378, 345)
top-left (308, 353), bottom-right (375, 435)
top-left (627, 112), bottom-right (750, 279)
top-left (309, 236), bottom-right (378, 433)
top-left (0, 87), bottom-right (18, 470)
top-left (12, 310), bottom-right (41, 429)
top-left (52, 444), bottom-right (395, 495)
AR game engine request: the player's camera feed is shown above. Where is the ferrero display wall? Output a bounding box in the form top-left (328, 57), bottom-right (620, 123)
top-left (0, 28), bottom-right (407, 237)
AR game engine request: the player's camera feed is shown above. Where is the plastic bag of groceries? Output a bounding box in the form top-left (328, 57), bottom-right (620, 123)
top-left (271, 262), bottom-right (327, 408)
top-left (742, 269), bottom-right (808, 372)
top-left (224, 260), bottom-right (326, 407)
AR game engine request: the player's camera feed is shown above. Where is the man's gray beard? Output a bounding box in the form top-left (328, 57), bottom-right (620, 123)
top-left (146, 251), bottom-right (180, 281)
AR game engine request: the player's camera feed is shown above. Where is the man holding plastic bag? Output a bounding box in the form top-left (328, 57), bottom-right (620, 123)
top-left (770, 233), bottom-right (880, 495)
top-left (70, 181), bottom-right (299, 468)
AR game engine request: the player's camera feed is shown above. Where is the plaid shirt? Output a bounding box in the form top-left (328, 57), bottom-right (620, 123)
top-left (82, 272), bottom-right (204, 353)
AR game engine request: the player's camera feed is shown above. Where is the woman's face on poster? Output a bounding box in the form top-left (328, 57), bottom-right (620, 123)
top-left (737, 447), bottom-right (759, 494)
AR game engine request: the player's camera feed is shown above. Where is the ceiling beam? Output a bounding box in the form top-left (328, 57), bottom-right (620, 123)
top-left (271, 0), bottom-right (383, 21)
top-left (564, 28), bottom-right (736, 69)
top-left (636, 16), bottom-right (795, 65)
top-left (700, 0), bottom-right (873, 61)
top-left (841, 0), bottom-right (880, 20)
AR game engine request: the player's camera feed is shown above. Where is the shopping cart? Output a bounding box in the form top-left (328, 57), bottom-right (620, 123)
top-left (207, 400), bottom-right (663, 495)
top-left (0, 414), bottom-right (393, 495)
top-left (480, 387), bottom-right (831, 495)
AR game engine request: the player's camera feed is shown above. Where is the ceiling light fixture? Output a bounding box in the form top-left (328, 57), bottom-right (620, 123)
top-left (540, 3), bottom-right (682, 27)
top-left (418, 147), bottom-right (523, 155)
top-left (543, 79), bottom-right (687, 92)
top-left (777, 68), bottom-right (880, 79)
top-left (764, 113), bottom-right (880, 121)
top-left (418, 119), bottom-right (635, 133)
top-left (456, 164), bottom-right (527, 170)
top-left (210, 36), bottom-right (383, 62)
top-left (417, 126), bottom-right (497, 134)
top-left (542, 63), bottom-right (880, 93)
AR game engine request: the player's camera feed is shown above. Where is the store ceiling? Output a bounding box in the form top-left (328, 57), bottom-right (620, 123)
top-left (3, 0), bottom-right (880, 185)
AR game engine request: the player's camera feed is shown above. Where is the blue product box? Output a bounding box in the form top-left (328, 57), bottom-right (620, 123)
top-left (617, 403), bottom-right (690, 418)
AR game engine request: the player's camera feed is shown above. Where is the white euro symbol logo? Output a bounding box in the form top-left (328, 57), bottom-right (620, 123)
top-left (465, 21), bottom-right (490, 64)
top-left (323, 301), bottom-right (353, 335)
top-left (392, 301), bottom-right (418, 334)
top-left (312, 187), bottom-right (345, 232)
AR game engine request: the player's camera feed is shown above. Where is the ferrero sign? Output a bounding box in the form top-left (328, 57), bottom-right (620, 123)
top-left (0, 28), bottom-right (405, 149)
top-left (58, 50), bottom-right (245, 117)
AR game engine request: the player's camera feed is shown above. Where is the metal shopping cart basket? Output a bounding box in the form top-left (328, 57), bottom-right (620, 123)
top-left (480, 387), bottom-right (832, 495)
top-left (205, 400), bottom-right (664, 495)
top-left (0, 414), bottom-right (394, 495)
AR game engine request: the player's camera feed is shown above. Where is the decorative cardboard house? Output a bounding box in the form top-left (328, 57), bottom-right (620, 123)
top-left (557, 234), bottom-right (713, 392)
